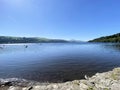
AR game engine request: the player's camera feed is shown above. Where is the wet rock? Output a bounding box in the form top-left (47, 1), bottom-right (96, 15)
top-left (0, 82), bottom-right (12, 87)
top-left (4, 82), bottom-right (12, 86)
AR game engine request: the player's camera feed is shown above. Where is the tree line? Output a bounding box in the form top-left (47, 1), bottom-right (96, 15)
top-left (89, 33), bottom-right (120, 42)
top-left (0, 36), bottom-right (68, 44)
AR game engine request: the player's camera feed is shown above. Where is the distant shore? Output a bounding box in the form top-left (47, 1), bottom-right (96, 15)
top-left (0, 36), bottom-right (69, 44)
top-left (1, 67), bottom-right (120, 90)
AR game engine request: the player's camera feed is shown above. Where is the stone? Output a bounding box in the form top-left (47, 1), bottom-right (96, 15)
top-left (79, 83), bottom-right (89, 89)
top-left (111, 83), bottom-right (120, 90)
top-left (8, 86), bottom-right (22, 90)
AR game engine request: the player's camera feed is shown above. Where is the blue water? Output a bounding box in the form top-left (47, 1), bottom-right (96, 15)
top-left (0, 43), bottom-right (120, 82)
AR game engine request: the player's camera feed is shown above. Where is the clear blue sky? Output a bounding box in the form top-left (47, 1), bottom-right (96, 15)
top-left (0, 0), bottom-right (120, 41)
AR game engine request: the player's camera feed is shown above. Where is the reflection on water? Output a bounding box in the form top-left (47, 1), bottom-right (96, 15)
top-left (0, 43), bottom-right (120, 82)
top-left (104, 43), bottom-right (120, 51)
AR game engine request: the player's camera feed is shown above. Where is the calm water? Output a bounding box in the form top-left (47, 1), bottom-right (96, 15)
top-left (0, 43), bottom-right (120, 82)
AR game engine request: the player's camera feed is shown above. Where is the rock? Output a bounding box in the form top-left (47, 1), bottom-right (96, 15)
top-left (111, 83), bottom-right (120, 90)
top-left (32, 86), bottom-right (39, 90)
top-left (0, 87), bottom-right (9, 90)
top-left (28, 87), bottom-right (33, 90)
top-left (4, 82), bottom-right (12, 86)
top-left (79, 83), bottom-right (89, 90)
top-left (72, 80), bottom-right (80, 85)
top-left (0, 82), bottom-right (12, 87)
top-left (52, 84), bottom-right (58, 89)
top-left (8, 86), bottom-right (22, 90)
top-left (22, 88), bottom-right (28, 90)
top-left (85, 75), bottom-right (89, 80)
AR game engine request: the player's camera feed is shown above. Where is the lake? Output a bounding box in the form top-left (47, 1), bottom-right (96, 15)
top-left (0, 43), bottom-right (120, 82)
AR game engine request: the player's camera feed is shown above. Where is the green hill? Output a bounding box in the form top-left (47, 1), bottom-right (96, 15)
top-left (0, 36), bottom-right (68, 44)
top-left (89, 33), bottom-right (120, 42)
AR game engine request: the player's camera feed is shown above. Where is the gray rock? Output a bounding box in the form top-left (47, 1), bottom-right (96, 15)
top-left (8, 86), bottom-right (22, 90)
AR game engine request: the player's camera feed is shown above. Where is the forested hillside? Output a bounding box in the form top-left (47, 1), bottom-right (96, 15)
top-left (0, 36), bottom-right (68, 44)
top-left (89, 33), bottom-right (120, 42)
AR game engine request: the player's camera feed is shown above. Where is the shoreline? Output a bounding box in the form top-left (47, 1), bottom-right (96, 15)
top-left (1, 68), bottom-right (120, 90)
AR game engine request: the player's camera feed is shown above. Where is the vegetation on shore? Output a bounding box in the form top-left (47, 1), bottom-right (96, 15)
top-left (0, 36), bottom-right (68, 44)
top-left (89, 33), bottom-right (120, 42)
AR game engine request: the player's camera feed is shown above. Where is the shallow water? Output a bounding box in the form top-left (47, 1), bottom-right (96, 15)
top-left (0, 43), bottom-right (120, 82)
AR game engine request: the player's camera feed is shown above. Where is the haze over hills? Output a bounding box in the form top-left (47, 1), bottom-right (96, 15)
top-left (0, 36), bottom-right (68, 44)
top-left (89, 33), bottom-right (120, 42)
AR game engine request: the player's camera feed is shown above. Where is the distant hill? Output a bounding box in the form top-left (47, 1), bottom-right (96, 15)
top-left (0, 36), bottom-right (68, 44)
top-left (89, 33), bottom-right (120, 42)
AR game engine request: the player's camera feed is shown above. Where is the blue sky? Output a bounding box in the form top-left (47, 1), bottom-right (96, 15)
top-left (0, 0), bottom-right (120, 41)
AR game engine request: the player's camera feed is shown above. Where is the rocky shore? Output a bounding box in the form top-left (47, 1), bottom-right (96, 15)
top-left (1, 68), bottom-right (120, 90)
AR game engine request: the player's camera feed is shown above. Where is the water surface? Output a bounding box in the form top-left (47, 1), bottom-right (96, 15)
top-left (0, 43), bottom-right (120, 82)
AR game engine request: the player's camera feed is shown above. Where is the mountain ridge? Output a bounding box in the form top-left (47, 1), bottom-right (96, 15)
top-left (0, 36), bottom-right (68, 44)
